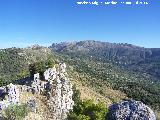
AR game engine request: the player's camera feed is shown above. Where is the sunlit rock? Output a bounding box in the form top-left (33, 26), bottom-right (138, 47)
top-left (48, 63), bottom-right (74, 120)
top-left (44, 67), bottom-right (57, 81)
top-left (108, 100), bottom-right (156, 120)
top-left (32, 73), bottom-right (41, 94)
top-left (8, 83), bottom-right (19, 104)
top-left (59, 62), bottom-right (66, 73)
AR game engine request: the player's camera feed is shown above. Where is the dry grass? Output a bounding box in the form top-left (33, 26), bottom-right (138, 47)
top-left (69, 70), bottom-right (128, 107)
top-left (19, 91), bottom-right (52, 120)
top-left (156, 111), bottom-right (160, 120)
top-left (68, 71), bottom-right (127, 106)
top-left (71, 78), bottom-right (128, 108)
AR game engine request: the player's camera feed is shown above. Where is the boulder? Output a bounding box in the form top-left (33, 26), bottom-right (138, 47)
top-left (107, 100), bottom-right (156, 120)
top-left (27, 99), bottom-right (36, 112)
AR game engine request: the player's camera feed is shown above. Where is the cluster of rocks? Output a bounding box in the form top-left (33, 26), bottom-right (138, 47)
top-left (0, 62), bottom-right (74, 120)
top-left (31, 67), bottom-right (56, 94)
top-left (31, 62), bottom-right (74, 120)
top-left (107, 100), bottom-right (156, 120)
top-left (19, 85), bottom-right (32, 93)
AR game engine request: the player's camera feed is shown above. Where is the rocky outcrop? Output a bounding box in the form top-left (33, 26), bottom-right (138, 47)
top-left (107, 100), bottom-right (156, 120)
top-left (0, 62), bottom-right (74, 120)
top-left (8, 83), bottom-right (20, 104)
top-left (32, 73), bottom-right (41, 94)
top-left (0, 83), bottom-right (20, 110)
top-left (44, 67), bottom-right (57, 82)
top-left (47, 63), bottom-right (74, 120)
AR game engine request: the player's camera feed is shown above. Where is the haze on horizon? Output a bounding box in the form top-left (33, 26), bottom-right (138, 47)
top-left (0, 0), bottom-right (159, 49)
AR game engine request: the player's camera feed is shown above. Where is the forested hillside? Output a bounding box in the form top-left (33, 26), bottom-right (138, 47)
top-left (51, 40), bottom-right (160, 81)
top-left (0, 41), bottom-right (160, 119)
top-left (50, 40), bottom-right (160, 110)
top-left (0, 45), bottom-right (52, 85)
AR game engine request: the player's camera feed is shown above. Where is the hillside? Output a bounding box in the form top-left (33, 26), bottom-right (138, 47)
top-left (0, 45), bottom-right (120, 106)
top-left (51, 40), bottom-right (160, 81)
top-left (0, 41), bottom-right (160, 119)
top-left (50, 40), bottom-right (160, 111)
top-left (0, 45), bottom-right (52, 84)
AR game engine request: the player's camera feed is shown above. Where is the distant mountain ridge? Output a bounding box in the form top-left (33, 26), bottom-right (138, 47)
top-left (50, 40), bottom-right (160, 81)
top-left (50, 40), bottom-right (160, 111)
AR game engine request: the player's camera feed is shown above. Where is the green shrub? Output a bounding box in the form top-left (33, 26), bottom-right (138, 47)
top-left (67, 100), bottom-right (107, 120)
top-left (67, 113), bottom-right (90, 120)
top-left (3, 104), bottom-right (28, 120)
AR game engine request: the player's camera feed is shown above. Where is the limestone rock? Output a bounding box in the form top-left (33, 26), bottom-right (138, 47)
top-left (27, 99), bottom-right (36, 112)
top-left (8, 83), bottom-right (19, 104)
top-left (44, 67), bottom-right (57, 81)
top-left (59, 63), bottom-right (66, 73)
top-left (0, 100), bottom-right (10, 110)
top-left (0, 87), bottom-right (7, 100)
top-left (34, 73), bottom-right (40, 84)
top-left (32, 73), bottom-right (41, 94)
top-left (108, 100), bottom-right (156, 120)
top-left (0, 84), bottom-right (19, 111)
top-left (48, 63), bottom-right (74, 120)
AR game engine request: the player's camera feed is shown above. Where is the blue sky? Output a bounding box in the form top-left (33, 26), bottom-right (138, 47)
top-left (0, 0), bottom-right (159, 48)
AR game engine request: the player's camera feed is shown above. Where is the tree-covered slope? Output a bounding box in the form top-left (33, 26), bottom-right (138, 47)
top-left (0, 40), bottom-right (160, 113)
top-left (0, 45), bottom-right (52, 84)
top-left (50, 40), bottom-right (160, 110)
top-left (50, 40), bottom-right (160, 81)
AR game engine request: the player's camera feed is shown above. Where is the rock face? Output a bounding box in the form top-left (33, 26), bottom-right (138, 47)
top-left (108, 100), bottom-right (156, 120)
top-left (44, 67), bottom-right (57, 81)
top-left (32, 73), bottom-right (41, 94)
top-left (47, 63), bottom-right (74, 120)
top-left (0, 87), bottom-right (7, 100)
top-left (8, 83), bottom-right (19, 104)
top-left (0, 84), bottom-right (20, 110)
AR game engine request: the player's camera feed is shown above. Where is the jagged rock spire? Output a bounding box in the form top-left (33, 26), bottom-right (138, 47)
top-left (47, 63), bottom-right (74, 120)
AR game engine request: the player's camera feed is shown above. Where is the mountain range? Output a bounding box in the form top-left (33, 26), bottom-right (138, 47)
top-left (0, 40), bottom-right (160, 118)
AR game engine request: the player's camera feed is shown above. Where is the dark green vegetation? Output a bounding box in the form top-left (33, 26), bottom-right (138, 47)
top-left (68, 100), bottom-right (107, 120)
top-left (50, 40), bottom-right (160, 110)
top-left (51, 41), bottom-right (160, 81)
top-left (72, 84), bottom-right (81, 104)
top-left (0, 48), bottom-right (28, 85)
top-left (29, 57), bottom-right (55, 79)
top-left (0, 46), bottom-right (52, 85)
